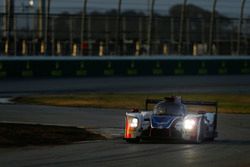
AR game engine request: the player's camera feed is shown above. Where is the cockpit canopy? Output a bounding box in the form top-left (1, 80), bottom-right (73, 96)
top-left (153, 101), bottom-right (186, 116)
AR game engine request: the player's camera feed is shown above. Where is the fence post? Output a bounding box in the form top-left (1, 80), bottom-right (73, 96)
top-left (3, 0), bottom-right (13, 55)
top-left (154, 17), bottom-right (159, 54)
top-left (51, 17), bottom-right (55, 56)
top-left (105, 16), bottom-right (110, 55)
top-left (44, 0), bottom-right (51, 56)
top-left (115, 0), bottom-right (122, 55)
top-left (186, 18), bottom-right (190, 54)
top-left (208, 0), bottom-right (217, 55)
top-left (81, 0), bottom-right (88, 56)
top-left (237, 0), bottom-right (246, 55)
top-left (170, 18), bottom-right (174, 54)
top-left (87, 15), bottom-right (92, 56)
top-left (178, 0), bottom-right (187, 55)
top-left (201, 19), bottom-right (205, 46)
top-left (147, 0), bottom-right (155, 56)
top-left (14, 12), bottom-right (17, 56)
top-left (3, 1), bottom-right (7, 38)
top-left (70, 17), bottom-right (73, 56)
top-left (38, 0), bottom-right (45, 39)
top-left (122, 17), bottom-right (127, 55)
top-left (138, 17), bottom-right (143, 55)
top-left (29, 2), bottom-right (35, 55)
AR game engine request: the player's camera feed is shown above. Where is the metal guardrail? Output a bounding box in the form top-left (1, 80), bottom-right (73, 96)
top-left (0, 56), bottom-right (249, 78)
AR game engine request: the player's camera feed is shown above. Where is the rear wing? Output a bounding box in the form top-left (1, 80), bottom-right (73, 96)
top-left (182, 100), bottom-right (218, 113)
top-left (145, 97), bottom-right (218, 130)
top-left (145, 98), bottom-right (218, 113)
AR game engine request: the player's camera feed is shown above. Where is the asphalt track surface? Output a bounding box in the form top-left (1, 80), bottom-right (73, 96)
top-left (1, 76), bottom-right (250, 95)
top-left (1, 76), bottom-right (250, 167)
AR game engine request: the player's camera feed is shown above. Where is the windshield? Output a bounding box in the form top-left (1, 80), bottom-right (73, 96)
top-left (153, 101), bottom-right (185, 116)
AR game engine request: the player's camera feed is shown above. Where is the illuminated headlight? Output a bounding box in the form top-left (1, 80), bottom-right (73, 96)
top-left (183, 119), bottom-right (196, 130)
top-left (130, 118), bottom-right (138, 128)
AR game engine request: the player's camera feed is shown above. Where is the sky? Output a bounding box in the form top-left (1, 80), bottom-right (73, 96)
top-left (0, 0), bottom-right (250, 18)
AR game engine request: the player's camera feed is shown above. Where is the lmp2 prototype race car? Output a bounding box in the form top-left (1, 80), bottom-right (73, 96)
top-left (124, 96), bottom-right (218, 143)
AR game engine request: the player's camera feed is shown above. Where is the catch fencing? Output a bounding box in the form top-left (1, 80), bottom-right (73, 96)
top-left (0, 0), bottom-right (250, 56)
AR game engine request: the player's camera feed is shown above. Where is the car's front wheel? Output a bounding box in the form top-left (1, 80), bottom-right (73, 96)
top-left (196, 118), bottom-right (205, 144)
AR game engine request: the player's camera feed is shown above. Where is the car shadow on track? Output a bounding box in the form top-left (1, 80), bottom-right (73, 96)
top-left (121, 139), bottom-right (204, 145)
top-left (118, 138), bottom-right (250, 145)
top-left (213, 139), bottom-right (250, 146)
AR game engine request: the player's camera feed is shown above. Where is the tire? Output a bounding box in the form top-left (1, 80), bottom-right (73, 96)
top-left (207, 131), bottom-right (217, 141)
top-left (207, 137), bottom-right (214, 141)
top-left (196, 118), bottom-right (204, 144)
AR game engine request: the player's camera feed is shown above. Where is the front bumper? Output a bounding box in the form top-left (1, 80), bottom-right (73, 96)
top-left (141, 128), bottom-right (182, 139)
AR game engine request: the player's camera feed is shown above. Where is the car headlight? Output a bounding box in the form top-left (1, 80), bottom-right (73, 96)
top-left (183, 119), bottom-right (196, 130)
top-left (130, 118), bottom-right (139, 128)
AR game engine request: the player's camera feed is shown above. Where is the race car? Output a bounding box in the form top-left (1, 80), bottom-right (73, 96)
top-left (124, 96), bottom-right (218, 143)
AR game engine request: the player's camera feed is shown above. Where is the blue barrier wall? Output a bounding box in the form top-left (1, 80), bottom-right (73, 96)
top-left (0, 56), bottom-right (250, 78)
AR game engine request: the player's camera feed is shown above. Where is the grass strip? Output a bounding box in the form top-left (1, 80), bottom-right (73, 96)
top-left (14, 93), bottom-right (250, 114)
top-left (0, 123), bottom-right (105, 147)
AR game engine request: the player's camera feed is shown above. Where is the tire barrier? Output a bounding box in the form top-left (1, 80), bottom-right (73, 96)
top-left (0, 56), bottom-right (249, 78)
